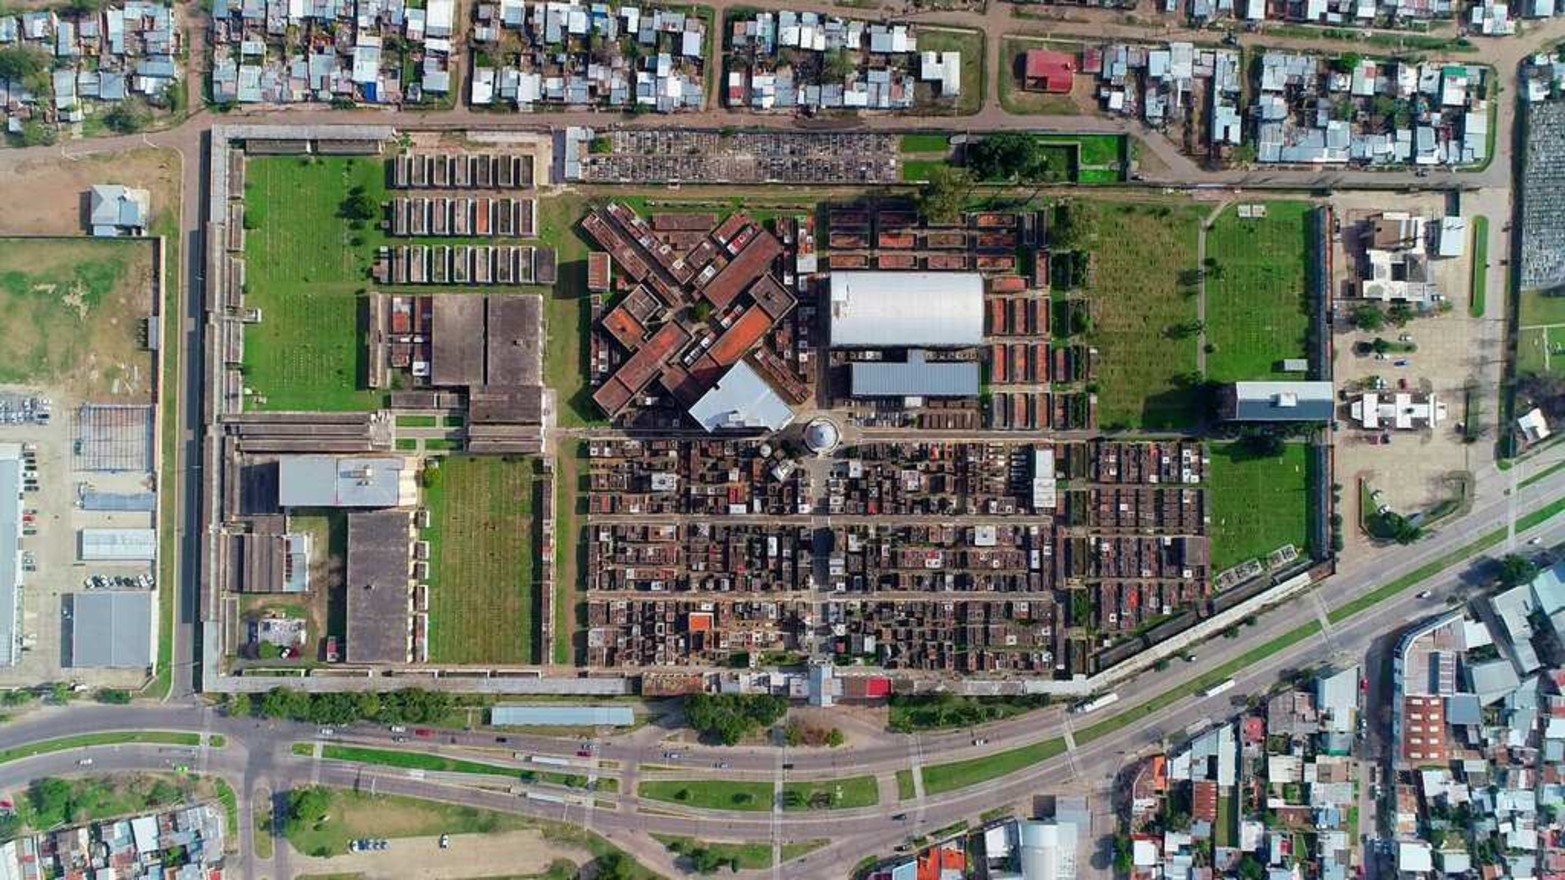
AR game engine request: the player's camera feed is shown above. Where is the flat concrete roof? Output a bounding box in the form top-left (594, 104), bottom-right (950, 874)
top-left (485, 294), bottom-right (543, 387)
top-left (432, 295), bottom-right (485, 387)
top-left (345, 509), bottom-right (411, 664)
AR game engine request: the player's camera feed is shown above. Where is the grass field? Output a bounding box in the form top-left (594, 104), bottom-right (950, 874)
top-left (554, 440), bottom-right (586, 666)
top-left (901, 159), bottom-right (948, 182)
top-left (783, 776), bottom-right (879, 810)
top-left (0, 239), bottom-right (154, 400)
top-left (1086, 202), bottom-right (1206, 429)
top-left (283, 787), bottom-right (539, 858)
top-left (1519, 289), bottom-right (1565, 326)
top-left (638, 780), bottom-right (773, 811)
top-left (423, 456), bottom-right (540, 664)
top-left (1470, 215), bottom-right (1488, 318)
top-left (242, 156), bottom-right (386, 411)
top-left (1204, 202), bottom-right (1313, 382)
top-left (900, 134), bottom-right (952, 153)
top-left (914, 28), bottom-right (984, 115)
top-left (1518, 326), bottom-right (1557, 376)
top-left (919, 738), bottom-right (1067, 796)
top-left (654, 836), bottom-right (827, 870)
top-left (1207, 442), bottom-right (1310, 572)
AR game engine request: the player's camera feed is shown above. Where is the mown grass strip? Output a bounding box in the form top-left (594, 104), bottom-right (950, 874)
top-left (313, 744), bottom-right (519, 777)
top-left (0, 732), bottom-right (201, 764)
top-left (1470, 216), bottom-right (1489, 318)
top-left (919, 738), bottom-right (1066, 796)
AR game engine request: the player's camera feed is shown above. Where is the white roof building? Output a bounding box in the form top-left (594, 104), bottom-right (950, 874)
top-left (687, 361), bottom-right (794, 433)
top-left (1351, 392), bottom-right (1446, 430)
top-left (829, 272), bottom-right (983, 347)
top-left (1018, 821), bottom-right (1077, 880)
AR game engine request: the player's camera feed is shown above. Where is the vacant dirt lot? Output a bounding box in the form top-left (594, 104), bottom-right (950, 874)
top-left (0, 149), bottom-right (180, 236)
top-left (289, 830), bottom-right (589, 879)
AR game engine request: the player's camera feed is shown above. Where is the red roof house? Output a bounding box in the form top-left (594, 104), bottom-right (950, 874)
top-left (1024, 49), bottom-right (1078, 94)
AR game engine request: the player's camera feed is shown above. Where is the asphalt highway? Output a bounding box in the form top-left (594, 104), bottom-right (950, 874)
top-left (0, 465), bottom-right (1561, 879)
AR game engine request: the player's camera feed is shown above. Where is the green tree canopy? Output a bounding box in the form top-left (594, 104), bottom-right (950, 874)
top-left (915, 165), bottom-right (970, 225)
top-left (965, 133), bottom-right (1054, 183)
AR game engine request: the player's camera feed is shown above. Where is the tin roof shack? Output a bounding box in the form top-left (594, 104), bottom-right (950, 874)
top-left (724, 11), bottom-right (937, 113)
top-left (209, 0), bottom-right (436, 105)
top-left (0, 3), bottom-right (180, 137)
top-left (345, 508), bottom-right (413, 664)
top-left (469, 2), bottom-right (706, 112)
top-left (1254, 53), bottom-right (1488, 167)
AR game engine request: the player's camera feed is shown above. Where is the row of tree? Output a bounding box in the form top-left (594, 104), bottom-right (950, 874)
top-left (233, 686), bottom-right (456, 726)
top-left (683, 693), bottom-right (787, 745)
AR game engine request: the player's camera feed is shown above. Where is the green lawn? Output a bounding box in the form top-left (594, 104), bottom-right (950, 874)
top-left (1470, 215), bottom-right (1488, 318)
top-left (654, 835), bottom-right (827, 870)
top-left (914, 28), bottom-right (984, 115)
top-left (1207, 442), bottom-right (1310, 573)
top-left (0, 732), bottom-right (202, 765)
top-left (242, 156), bottom-right (386, 411)
top-left (919, 739), bottom-right (1066, 796)
top-left (283, 787), bottom-right (540, 859)
top-left (1519, 289), bottom-right (1565, 327)
top-left (901, 159), bottom-right (948, 182)
top-left (423, 456), bottom-right (540, 664)
top-left (900, 134), bottom-right (952, 153)
top-left (1204, 202), bottom-right (1313, 382)
top-left (782, 776), bottom-right (879, 810)
top-left (1518, 326), bottom-right (1556, 376)
top-left (396, 415), bottom-right (438, 428)
top-left (1085, 202), bottom-right (1207, 429)
top-left (313, 744), bottom-right (520, 778)
top-left (637, 780), bottom-right (773, 811)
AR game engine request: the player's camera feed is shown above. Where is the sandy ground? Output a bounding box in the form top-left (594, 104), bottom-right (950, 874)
top-left (287, 830), bottom-right (591, 879)
top-left (1329, 196), bottom-right (1494, 563)
top-left (0, 149), bottom-right (181, 236)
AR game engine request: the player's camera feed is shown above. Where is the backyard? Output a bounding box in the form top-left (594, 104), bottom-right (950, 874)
top-left (241, 156), bottom-right (387, 411)
top-left (998, 37), bottom-right (1087, 116)
top-left (1203, 202), bottom-right (1313, 382)
top-left (422, 455), bottom-right (541, 664)
top-left (1206, 441), bottom-right (1310, 573)
top-left (0, 238), bottom-right (155, 401)
top-left (913, 28), bottom-right (984, 115)
top-left (1083, 201), bottom-right (1206, 429)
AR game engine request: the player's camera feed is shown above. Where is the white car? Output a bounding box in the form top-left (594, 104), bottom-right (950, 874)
top-left (77, 758), bottom-right (93, 766)
top-left (1415, 591), bottom-right (1432, 599)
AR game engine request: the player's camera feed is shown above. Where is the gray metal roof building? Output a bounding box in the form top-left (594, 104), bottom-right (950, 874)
top-left (829, 272), bottom-right (984, 347)
top-left (0, 446), bottom-right (21, 668)
top-left (850, 351), bottom-right (980, 397)
top-left (688, 361), bottom-right (795, 432)
top-left (277, 456), bottom-right (414, 508)
top-left (1223, 381), bottom-right (1335, 422)
top-left (345, 509), bottom-right (412, 664)
top-left (69, 591), bottom-right (154, 668)
top-left (490, 705), bottom-right (635, 726)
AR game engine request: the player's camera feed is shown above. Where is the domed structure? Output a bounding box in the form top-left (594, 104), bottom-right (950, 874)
top-left (804, 418), bottom-right (840, 455)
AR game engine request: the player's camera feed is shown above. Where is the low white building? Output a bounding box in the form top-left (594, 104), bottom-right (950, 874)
top-left (1350, 391), bottom-right (1445, 430)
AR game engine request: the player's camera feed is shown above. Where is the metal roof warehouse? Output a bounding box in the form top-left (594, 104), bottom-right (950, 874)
top-left (828, 271), bottom-right (984, 347)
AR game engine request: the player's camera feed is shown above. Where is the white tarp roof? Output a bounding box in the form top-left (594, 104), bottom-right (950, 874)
top-left (829, 271), bottom-right (983, 347)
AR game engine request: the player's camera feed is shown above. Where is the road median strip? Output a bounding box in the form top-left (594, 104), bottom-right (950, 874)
top-left (637, 776), bottom-right (879, 812)
top-left (0, 731), bottom-right (202, 765)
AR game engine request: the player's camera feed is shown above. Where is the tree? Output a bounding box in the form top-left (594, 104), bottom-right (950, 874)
top-left (1388, 302), bottom-right (1414, 326)
top-left (287, 787), bottom-right (332, 827)
top-left (1336, 52), bottom-right (1363, 72)
top-left (17, 120), bottom-right (56, 148)
top-left (915, 165), bottom-right (970, 225)
top-left (338, 185), bottom-right (377, 222)
top-left (1350, 302), bottom-right (1386, 332)
top-left (965, 133), bottom-right (1054, 183)
top-left (594, 852), bottom-right (637, 880)
top-left (684, 693), bottom-right (788, 745)
top-left (1498, 553), bottom-right (1541, 587)
top-left (0, 814), bottom-right (19, 844)
top-left (29, 779), bottom-right (73, 829)
top-left (0, 46), bottom-right (47, 82)
top-left (823, 48), bottom-right (856, 81)
top-left (94, 688), bottom-right (132, 704)
top-left (826, 727), bottom-right (845, 747)
top-left (103, 99), bottom-right (152, 134)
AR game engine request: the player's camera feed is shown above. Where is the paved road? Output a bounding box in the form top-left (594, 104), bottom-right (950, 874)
top-left (0, 455), bottom-right (1561, 877)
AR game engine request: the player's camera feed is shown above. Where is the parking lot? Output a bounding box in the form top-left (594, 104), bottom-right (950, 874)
top-left (0, 386), bottom-right (154, 689)
top-left (1329, 196), bottom-right (1496, 564)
